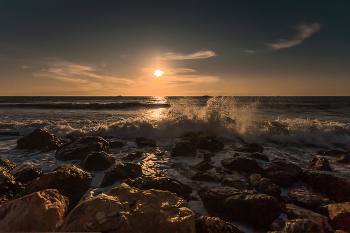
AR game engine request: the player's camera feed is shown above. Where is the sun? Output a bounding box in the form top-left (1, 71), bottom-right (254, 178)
top-left (154, 70), bottom-right (164, 77)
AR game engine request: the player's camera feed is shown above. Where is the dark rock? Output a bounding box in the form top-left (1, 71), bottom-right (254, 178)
top-left (221, 174), bottom-right (251, 190)
top-left (121, 176), bottom-right (192, 201)
top-left (108, 139), bottom-right (125, 148)
top-left (16, 129), bottom-right (63, 150)
top-left (155, 151), bottom-right (166, 156)
top-left (100, 162), bottom-right (142, 187)
top-left (11, 167), bottom-right (43, 184)
top-left (83, 151), bottom-right (115, 171)
top-left (64, 131), bottom-right (84, 141)
top-left (324, 202), bottom-right (350, 231)
top-left (13, 164), bottom-right (92, 212)
top-left (191, 171), bottom-right (225, 183)
top-left (247, 152), bottom-right (270, 162)
top-left (182, 131), bottom-right (217, 145)
top-left (253, 177), bottom-right (281, 197)
top-left (171, 141), bottom-right (197, 157)
top-left (285, 204), bottom-right (333, 232)
top-left (234, 143), bottom-right (264, 153)
top-left (203, 152), bottom-right (215, 162)
top-left (249, 173), bottom-right (262, 187)
top-left (323, 150), bottom-right (348, 157)
top-left (0, 131), bottom-right (19, 136)
top-left (302, 170), bottom-right (350, 202)
top-left (264, 159), bottom-right (303, 187)
top-left (308, 156), bottom-right (332, 171)
top-left (195, 213), bottom-right (244, 233)
top-left (197, 138), bottom-right (225, 151)
top-left (55, 136), bottom-right (109, 161)
top-left (123, 151), bottom-right (145, 161)
top-left (336, 154), bottom-right (350, 163)
top-left (0, 158), bottom-right (16, 172)
top-left (135, 137), bottom-right (157, 147)
top-left (221, 156), bottom-right (263, 174)
top-left (189, 160), bottom-right (215, 172)
top-left (287, 186), bottom-right (335, 211)
top-left (234, 153), bottom-right (240, 157)
top-left (0, 167), bottom-right (24, 202)
top-left (283, 219), bottom-right (327, 233)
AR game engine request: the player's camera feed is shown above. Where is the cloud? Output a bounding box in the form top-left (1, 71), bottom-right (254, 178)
top-left (159, 50), bottom-right (216, 60)
top-left (267, 23), bottom-right (321, 50)
top-left (244, 50), bottom-right (258, 54)
top-left (22, 65), bottom-right (32, 69)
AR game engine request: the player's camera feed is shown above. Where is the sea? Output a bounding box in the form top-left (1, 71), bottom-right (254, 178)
top-left (1, 96), bottom-right (350, 232)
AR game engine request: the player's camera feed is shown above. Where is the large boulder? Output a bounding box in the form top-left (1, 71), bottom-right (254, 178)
top-left (0, 158), bottom-right (16, 172)
top-left (100, 162), bottom-right (142, 187)
top-left (55, 183), bottom-right (196, 232)
top-left (302, 170), bottom-right (350, 202)
top-left (263, 159), bottom-right (303, 187)
top-left (11, 167), bottom-right (43, 184)
top-left (121, 176), bottom-right (192, 201)
top-left (191, 171), bottom-right (225, 183)
top-left (108, 139), bottom-right (125, 148)
top-left (285, 204), bottom-right (333, 232)
top-left (171, 142), bottom-right (197, 157)
top-left (324, 202), bottom-right (350, 231)
top-left (0, 167), bottom-right (23, 203)
top-left (234, 143), bottom-right (264, 153)
top-left (249, 174), bottom-right (281, 197)
top-left (221, 156), bottom-right (263, 174)
top-left (55, 136), bottom-right (109, 161)
top-left (247, 152), bottom-right (270, 162)
top-left (282, 219), bottom-right (326, 233)
top-left (0, 189), bottom-right (68, 232)
top-left (16, 129), bottom-right (63, 150)
top-left (221, 174), bottom-right (252, 190)
top-left (197, 138), bottom-right (225, 151)
top-left (83, 151), bottom-right (115, 171)
top-left (195, 214), bottom-right (243, 233)
top-left (13, 164), bottom-right (92, 212)
top-left (308, 156), bottom-right (332, 171)
top-left (136, 137), bottom-right (157, 147)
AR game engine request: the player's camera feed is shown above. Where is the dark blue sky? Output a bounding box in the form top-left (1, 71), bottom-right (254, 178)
top-left (1, 0), bottom-right (349, 96)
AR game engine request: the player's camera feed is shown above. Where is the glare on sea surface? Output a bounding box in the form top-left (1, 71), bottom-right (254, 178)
top-left (154, 70), bottom-right (164, 77)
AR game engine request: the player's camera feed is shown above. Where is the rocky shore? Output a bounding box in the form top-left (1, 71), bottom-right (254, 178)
top-left (1, 128), bottom-right (350, 232)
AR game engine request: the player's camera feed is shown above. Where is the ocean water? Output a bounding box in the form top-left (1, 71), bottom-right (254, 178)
top-left (1, 96), bottom-right (350, 232)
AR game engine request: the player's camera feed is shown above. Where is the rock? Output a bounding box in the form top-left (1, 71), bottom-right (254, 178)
top-left (308, 156), bottom-right (332, 171)
top-left (83, 151), bottom-right (115, 171)
top-left (0, 189), bottom-right (68, 232)
top-left (189, 160), bottom-right (215, 172)
top-left (11, 167), bottom-right (43, 184)
top-left (248, 174), bottom-right (281, 197)
top-left (191, 171), bottom-right (225, 183)
top-left (123, 151), bottom-right (145, 161)
top-left (324, 202), bottom-right (350, 231)
top-left (155, 151), bottom-right (166, 156)
top-left (264, 159), bottom-right (303, 187)
top-left (108, 139), bottom-right (125, 148)
top-left (336, 154), bottom-right (350, 163)
top-left (55, 183), bottom-right (196, 232)
top-left (55, 136), bottom-right (109, 161)
top-left (100, 162), bottom-right (142, 187)
top-left (136, 137), bottom-right (157, 147)
top-left (14, 164), bottom-right (92, 212)
top-left (221, 174), bottom-right (252, 190)
top-left (0, 167), bottom-right (23, 202)
top-left (234, 143), bottom-right (264, 153)
top-left (285, 204), bottom-right (333, 232)
top-left (287, 186), bottom-right (335, 211)
top-left (247, 152), bottom-right (270, 161)
top-left (221, 156), bottom-right (263, 174)
top-left (0, 158), bottom-right (16, 172)
top-left (171, 142), bottom-right (197, 157)
top-left (249, 173), bottom-right (262, 187)
top-left (283, 219), bottom-right (326, 233)
top-left (223, 193), bottom-right (281, 228)
top-left (195, 213), bottom-right (243, 233)
top-left (121, 176), bottom-right (192, 201)
top-left (197, 138), bottom-right (225, 151)
top-left (203, 152), bottom-right (215, 162)
top-left (302, 170), bottom-right (350, 202)
top-left (323, 150), bottom-right (348, 157)
top-left (16, 129), bottom-right (63, 150)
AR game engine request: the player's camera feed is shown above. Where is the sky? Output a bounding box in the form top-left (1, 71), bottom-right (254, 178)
top-left (0, 0), bottom-right (349, 96)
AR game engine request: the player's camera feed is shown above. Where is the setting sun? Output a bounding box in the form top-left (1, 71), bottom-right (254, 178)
top-left (154, 70), bottom-right (164, 77)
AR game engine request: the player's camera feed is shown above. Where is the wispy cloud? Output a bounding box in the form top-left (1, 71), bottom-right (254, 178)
top-left (22, 65), bottom-right (32, 69)
top-left (244, 50), bottom-right (258, 54)
top-left (159, 51), bottom-right (216, 60)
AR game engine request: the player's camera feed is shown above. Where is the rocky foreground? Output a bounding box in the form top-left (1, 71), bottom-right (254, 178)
top-left (1, 128), bottom-right (350, 232)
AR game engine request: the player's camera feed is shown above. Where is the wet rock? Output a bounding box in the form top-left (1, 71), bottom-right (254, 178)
top-left (221, 156), bottom-right (264, 174)
top-left (197, 138), bottom-right (225, 151)
top-left (100, 162), bottom-right (142, 187)
top-left (121, 176), bottom-right (192, 201)
top-left (336, 154), bottom-right (350, 163)
top-left (287, 186), bottom-right (335, 211)
top-left (55, 136), bottom-right (109, 161)
top-left (0, 167), bottom-right (24, 203)
top-left (123, 151), bottom-right (145, 161)
top-left (285, 204), bottom-right (333, 232)
top-left (171, 163), bottom-right (196, 180)
top-left (195, 213), bottom-right (243, 233)
top-left (108, 139), bottom-right (125, 148)
top-left (155, 151), bottom-right (166, 156)
top-left (0, 189), bottom-right (68, 232)
top-left (171, 141), bottom-right (197, 157)
top-left (324, 202), bottom-right (350, 231)
top-left (16, 129), bottom-right (63, 150)
top-left (55, 183), bottom-right (195, 232)
top-left (191, 171), bottom-right (225, 183)
top-left (0, 158), bottom-right (16, 172)
top-left (234, 143), bottom-right (264, 153)
top-left (283, 219), bottom-right (326, 233)
top-left (136, 137), bottom-right (157, 147)
top-left (249, 174), bottom-right (281, 197)
top-left (323, 149), bottom-right (348, 157)
top-left (247, 152), bottom-right (270, 162)
top-left (11, 167), bottom-right (43, 184)
top-left (302, 170), bottom-right (350, 202)
top-left (221, 174), bottom-right (252, 190)
top-left (203, 152), bottom-right (215, 162)
top-left (83, 151), bottom-right (115, 171)
top-left (14, 164), bottom-right (92, 212)
top-left (308, 156), bottom-right (332, 171)
top-left (189, 160), bottom-right (215, 172)
top-left (264, 159), bottom-right (303, 187)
